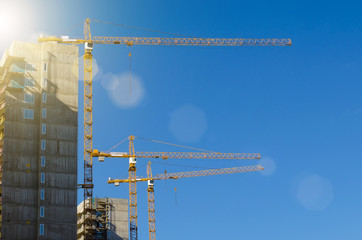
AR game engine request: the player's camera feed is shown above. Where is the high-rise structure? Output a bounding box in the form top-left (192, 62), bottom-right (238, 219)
top-left (0, 41), bottom-right (78, 239)
top-left (77, 198), bottom-right (128, 240)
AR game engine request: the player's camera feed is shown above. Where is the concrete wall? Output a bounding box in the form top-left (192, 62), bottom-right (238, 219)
top-left (108, 198), bottom-right (128, 240)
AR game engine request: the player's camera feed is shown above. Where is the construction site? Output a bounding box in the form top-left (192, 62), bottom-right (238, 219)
top-left (0, 16), bottom-right (291, 240)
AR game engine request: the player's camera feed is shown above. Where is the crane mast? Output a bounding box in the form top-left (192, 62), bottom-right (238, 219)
top-left (147, 184), bottom-right (156, 240)
top-left (83, 19), bottom-right (95, 239)
top-left (128, 136), bottom-right (138, 240)
top-left (147, 163), bottom-right (156, 240)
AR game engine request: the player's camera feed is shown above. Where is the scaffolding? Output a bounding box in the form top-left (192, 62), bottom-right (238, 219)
top-left (77, 197), bottom-right (126, 240)
top-left (94, 198), bottom-right (110, 239)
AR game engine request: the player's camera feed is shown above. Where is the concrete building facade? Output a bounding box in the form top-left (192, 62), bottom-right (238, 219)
top-left (77, 198), bottom-right (128, 240)
top-left (0, 41), bottom-right (78, 239)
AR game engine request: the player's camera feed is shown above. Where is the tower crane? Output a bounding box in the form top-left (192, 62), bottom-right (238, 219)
top-left (107, 161), bottom-right (264, 240)
top-left (92, 135), bottom-right (262, 240)
top-left (39, 18), bottom-right (291, 239)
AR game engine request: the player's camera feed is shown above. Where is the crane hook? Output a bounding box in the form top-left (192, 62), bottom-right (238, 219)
top-left (129, 52), bottom-right (132, 96)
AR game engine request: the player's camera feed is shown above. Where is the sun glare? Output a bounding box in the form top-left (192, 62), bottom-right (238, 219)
top-left (0, 4), bottom-right (20, 35)
top-left (0, 1), bottom-right (34, 50)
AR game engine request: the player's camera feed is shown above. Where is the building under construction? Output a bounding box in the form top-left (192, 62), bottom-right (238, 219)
top-left (77, 198), bottom-right (128, 240)
top-left (0, 41), bottom-right (78, 239)
top-left (0, 40), bottom-right (129, 240)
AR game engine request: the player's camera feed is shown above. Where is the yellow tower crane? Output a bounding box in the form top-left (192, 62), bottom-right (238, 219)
top-left (107, 161), bottom-right (264, 240)
top-left (39, 18), bottom-right (291, 239)
top-left (92, 135), bottom-right (262, 240)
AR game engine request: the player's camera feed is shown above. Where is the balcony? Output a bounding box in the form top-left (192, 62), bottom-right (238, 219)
top-left (0, 50), bottom-right (24, 72)
top-left (8, 80), bottom-right (24, 89)
top-left (0, 68), bottom-right (24, 88)
top-left (9, 64), bottom-right (24, 74)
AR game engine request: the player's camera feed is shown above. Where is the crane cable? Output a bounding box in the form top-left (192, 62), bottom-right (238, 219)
top-left (106, 136), bottom-right (129, 152)
top-left (106, 136), bottom-right (217, 154)
top-left (92, 19), bottom-right (195, 38)
top-left (129, 52), bottom-right (132, 96)
top-left (175, 187), bottom-right (177, 206)
top-left (151, 161), bottom-right (214, 170)
top-left (136, 136), bottom-right (219, 153)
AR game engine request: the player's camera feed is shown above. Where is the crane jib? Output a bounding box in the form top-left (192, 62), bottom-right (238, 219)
top-left (135, 152), bottom-right (261, 159)
top-left (38, 36), bottom-right (292, 47)
top-left (91, 37), bottom-right (292, 46)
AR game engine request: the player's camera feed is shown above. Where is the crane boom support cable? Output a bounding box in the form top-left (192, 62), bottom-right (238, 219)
top-left (92, 19), bottom-right (195, 38)
top-left (151, 161), bottom-right (215, 170)
top-left (136, 136), bottom-right (218, 153)
top-left (107, 137), bottom-right (129, 152)
top-left (129, 52), bottom-right (132, 96)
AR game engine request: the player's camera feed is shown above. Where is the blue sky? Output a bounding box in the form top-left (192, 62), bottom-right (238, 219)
top-left (1, 0), bottom-right (362, 239)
